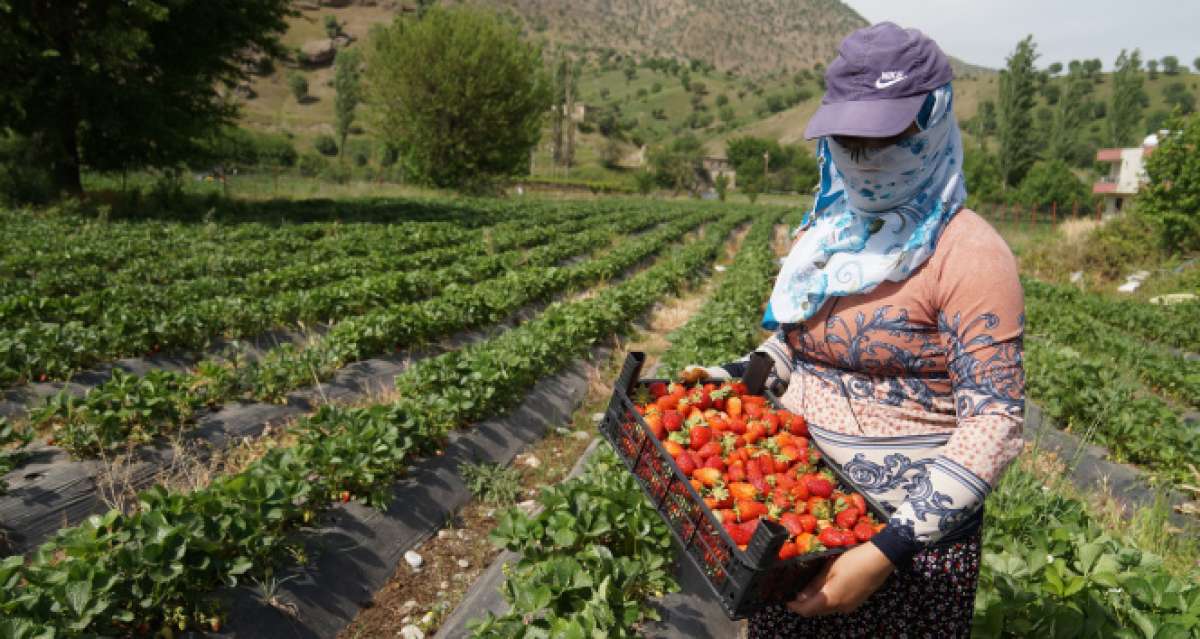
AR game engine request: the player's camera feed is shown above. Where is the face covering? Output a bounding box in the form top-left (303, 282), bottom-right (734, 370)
top-left (762, 83), bottom-right (967, 329)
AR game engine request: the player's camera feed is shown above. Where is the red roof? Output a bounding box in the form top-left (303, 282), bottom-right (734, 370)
top-left (1092, 182), bottom-right (1118, 194)
top-left (1096, 149), bottom-right (1122, 162)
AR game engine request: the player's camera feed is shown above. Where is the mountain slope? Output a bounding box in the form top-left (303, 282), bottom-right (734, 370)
top-left (462, 0), bottom-right (869, 75)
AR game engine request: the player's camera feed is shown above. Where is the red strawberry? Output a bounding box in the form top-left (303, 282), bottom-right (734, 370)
top-left (789, 480), bottom-right (810, 501)
top-left (690, 425), bottom-right (713, 451)
top-left (770, 487), bottom-right (792, 509)
top-left (779, 512), bottom-right (805, 536)
top-left (649, 382), bottom-right (668, 398)
top-left (853, 521), bottom-right (877, 542)
top-left (794, 532), bottom-right (817, 553)
top-left (703, 456), bottom-right (726, 472)
top-left (727, 462), bottom-right (746, 482)
top-left (835, 508), bottom-right (860, 529)
top-left (731, 381), bottom-right (748, 395)
top-left (797, 513), bottom-right (818, 533)
top-left (727, 417), bottom-right (747, 434)
top-left (728, 482), bottom-right (759, 501)
top-left (788, 413), bottom-right (809, 437)
top-left (807, 496), bottom-right (831, 520)
top-left (715, 509), bottom-right (737, 525)
top-left (777, 541), bottom-right (799, 560)
top-left (818, 527), bottom-right (845, 548)
top-left (805, 477), bottom-right (833, 498)
top-left (663, 410), bottom-right (683, 432)
top-left (675, 453), bottom-right (697, 477)
top-left (696, 441), bottom-right (723, 460)
top-left (727, 518), bottom-right (759, 545)
top-left (850, 493), bottom-right (867, 515)
top-left (735, 499), bottom-right (768, 522)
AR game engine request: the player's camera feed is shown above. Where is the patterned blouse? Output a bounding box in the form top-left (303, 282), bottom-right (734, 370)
top-left (720, 209), bottom-right (1025, 566)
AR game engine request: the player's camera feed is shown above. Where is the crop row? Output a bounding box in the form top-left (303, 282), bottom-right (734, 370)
top-left (0, 206), bottom-right (749, 637)
top-left (975, 462), bottom-right (1200, 637)
top-left (0, 204), bottom-right (620, 330)
top-left (0, 197), bottom-right (599, 293)
top-left (1024, 278), bottom-right (1200, 354)
top-left (1025, 294), bottom-right (1200, 410)
top-left (468, 209), bottom-right (787, 636)
top-left (0, 206), bottom-right (640, 385)
top-left (34, 206), bottom-right (696, 457)
top-left (1024, 338), bottom-right (1200, 485)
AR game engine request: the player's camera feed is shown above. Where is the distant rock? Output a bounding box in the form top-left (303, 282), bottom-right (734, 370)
top-left (300, 39), bottom-right (336, 67)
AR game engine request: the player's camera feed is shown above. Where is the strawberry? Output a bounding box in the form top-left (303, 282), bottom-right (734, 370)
top-left (694, 467), bottom-right (723, 487)
top-left (708, 485), bottom-right (732, 509)
top-left (770, 487), bottom-right (792, 509)
top-left (818, 526), bottom-right (845, 548)
top-left (662, 410), bottom-right (684, 432)
top-left (789, 413), bottom-right (809, 437)
top-left (805, 476), bottom-right (833, 498)
top-left (727, 417), bottom-right (747, 435)
top-left (703, 456), bottom-right (726, 472)
top-left (731, 381), bottom-right (748, 394)
top-left (675, 452), bottom-right (697, 477)
top-left (789, 480), bottom-right (810, 501)
top-left (763, 412), bottom-right (780, 435)
top-left (850, 493), bottom-right (867, 515)
top-left (663, 440), bottom-right (684, 458)
top-left (726, 396), bottom-right (743, 419)
top-left (715, 509), bottom-right (737, 525)
top-left (835, 507), bottom-right (860, 529)
top-left (745, 401), bottom-right (765, 419)
top-left (727, 518), bottom-right (759, 545)
top-left (644, 413), bottom-right (665, 439)
top-left (689, 425), bottom-right (713, 450)
top-left (728, 482), bottom-right (758, 501)
top-left (794, 532), bottom-right (818, 553)
top-left (779, 512), bottom-right (805, 536)
top-left (774, 471), bottom-right (796, 490)
top-left (777, 541), bottom-right (799, 560)
top-left (797, 513), bottom-right (818, 533)
top-left (696, 441), bottom-right (723, 460)
top-left (735, 499), bottom-right (768, 522)
top-left (745, 422), bottom-right (766, 445)
top-left (649, 382), bottom-right (668, 398)
top-left (853, 521), bottom-right (877, 542)
top-left (727, 461), bottom-right (746, 482)
top-left (656, 395), bottom-right (678, 413)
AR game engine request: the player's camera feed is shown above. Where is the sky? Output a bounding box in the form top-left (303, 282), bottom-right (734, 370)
top-left (842, 0), bottom-right (1200, 72)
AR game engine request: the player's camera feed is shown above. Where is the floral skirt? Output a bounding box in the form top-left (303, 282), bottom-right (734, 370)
top-left (747, 532), bottom-right (981, 639)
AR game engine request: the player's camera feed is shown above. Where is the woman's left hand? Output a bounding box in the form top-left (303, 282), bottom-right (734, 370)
top-left (787, 541), bottom-right (895, 616)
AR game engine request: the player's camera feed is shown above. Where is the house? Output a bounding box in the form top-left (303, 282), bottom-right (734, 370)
top-left (1093, 132), bottom-right (1159, 216)
top-left (702, 155), bottom-right (736, 189)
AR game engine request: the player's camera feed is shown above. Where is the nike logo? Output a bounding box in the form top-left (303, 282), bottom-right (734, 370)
top-left (874, 71), bottom-right (907, 89)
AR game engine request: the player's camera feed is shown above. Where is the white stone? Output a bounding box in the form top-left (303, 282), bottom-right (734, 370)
top-left (591, 412), bottom-right (605, 422)
top-left (420, 611), bottom-right (436, 626)
top-left (1117, 280), bottom-right (1141, 293)
top-left (1069, 271), bottom-right (1084, 284)
top-left (404, 550), bottom-right (423, 570)
top-left (457, 558), bottom-right (470, 569)
top-left (714, 265), bottom-right (727, 272)
top-left (523, 455), bottom-right (542, 469)
top-left (439, 580), bottom-right (450, 590)
top-left (399, 625), bottom-right (424, 639)
top-left (456, 529), bottom-right (469, 540)
top-left (572, 430), bottom-right (591, 441)
top-left (399, 600), bottom-right (418, 616)
top-left (517, 499), bottom-right (539, 516)
top-left (437, 529), bottom-right (453, 540)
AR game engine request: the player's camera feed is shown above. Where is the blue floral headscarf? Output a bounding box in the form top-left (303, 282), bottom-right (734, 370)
top-left (762, 83), bottom-right (966, 329)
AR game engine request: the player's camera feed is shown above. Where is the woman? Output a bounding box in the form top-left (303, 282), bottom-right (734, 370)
top-left (686, 23), bottom-right (1024, 637)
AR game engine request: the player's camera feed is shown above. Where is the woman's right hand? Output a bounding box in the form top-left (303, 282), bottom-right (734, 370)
top-left (680, 365), bottom-right (711, 384)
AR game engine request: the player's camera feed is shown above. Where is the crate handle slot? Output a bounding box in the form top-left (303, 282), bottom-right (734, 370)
top-left (744, 517), bottom-right (788, 570)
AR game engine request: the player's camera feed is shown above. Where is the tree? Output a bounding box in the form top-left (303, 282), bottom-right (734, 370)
top-left (1040, 83), bottom-right (1061, 105)
top-left (1012, 159), bottom-right (1092, 209)
top-left (1147, 59), bottom-right (1159, 80)
top-left (963, 146), bottom-right (1003, 208)
top-left (365, 7), bottom-right (550, 189)
top-left (1161, 55), bottom-right (1181, 75)
top-left (649, 134), bottom-right (704, 195)
top-left (714, 174), bottom-right (729, 201)
top-left (0, 0), bottom-right (291, 196)
top-left (1109, 49), bottom-right (1147, 147)
top-left (314, 134), bottom-right (339, 157)
top-left (289, 72), bottom-right (310, 103)
top-left (1138, 112), bottom-right (1200, 252)
top-left (1163, 82), bottom-right (1196, 114)
top-left (1045, 64), bottom-right (1094, 164)
top-left (1047, 62), bottom-right (1063, 75)
top-left (972, 99), bottom-right (998, 137)
top-left (1195, 57), bottom-right (1200, 73)
top-left (333, 48), bottom-right (362, 160)
top-left (997, 36), bottom-right (1040, 188)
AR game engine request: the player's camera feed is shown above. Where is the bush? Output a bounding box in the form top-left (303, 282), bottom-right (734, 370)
top-left (198, 127), bottom-right (298, 169)
top-left (633, 169), bottom-right (655, 196)
top-left (963, 146), bottom-right (1004, 208)
top-left (1012, 159), bottom-right (1092, 209)
top-left (313, 134), bottom-right (339, 157)
top-left (0, 133), bottom-right (57, 205)
top-left (288, 72), bottom-right (309, 102)
top-left (297, 152), bottom-right (327, 177)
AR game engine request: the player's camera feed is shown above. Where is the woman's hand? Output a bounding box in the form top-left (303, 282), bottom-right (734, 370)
top-left (787, 541), bottom-right (895, 617)
top-left (680, 365), bottom-right (711, 384)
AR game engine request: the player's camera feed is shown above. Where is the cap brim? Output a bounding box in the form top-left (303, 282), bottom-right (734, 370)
top-left (803, 94), bottom-right (926, 140)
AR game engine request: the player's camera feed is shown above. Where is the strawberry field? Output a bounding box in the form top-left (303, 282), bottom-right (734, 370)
top-left (0, 197), bottom-right (1198, 638)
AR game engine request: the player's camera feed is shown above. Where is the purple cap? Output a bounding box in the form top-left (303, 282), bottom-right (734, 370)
top-left (804, 22), bottom-right (954, 140)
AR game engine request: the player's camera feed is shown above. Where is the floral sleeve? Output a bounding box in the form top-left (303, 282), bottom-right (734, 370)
top-left (870, 231), bottom-right (1025, 566)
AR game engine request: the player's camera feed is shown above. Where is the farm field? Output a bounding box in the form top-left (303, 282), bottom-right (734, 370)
top-left (0, 196), bottom-right (1198, 639)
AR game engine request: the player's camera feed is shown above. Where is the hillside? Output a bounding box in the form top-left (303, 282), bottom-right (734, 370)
top-left (460, 0), bottom-right (868, 75)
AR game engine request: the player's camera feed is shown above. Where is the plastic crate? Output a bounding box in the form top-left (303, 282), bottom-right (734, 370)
top-left (598, 351), bottom-right (890, 620)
